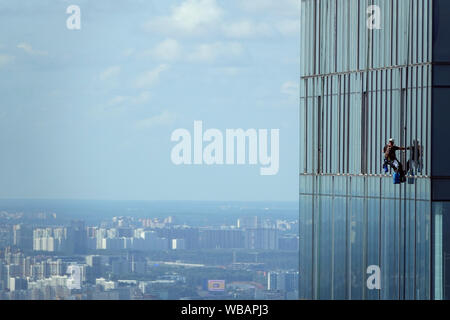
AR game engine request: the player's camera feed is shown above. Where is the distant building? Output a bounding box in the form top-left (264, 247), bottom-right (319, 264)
top-left (86, 226), bottom-right (97, 238)
top-left (47, 259), bottom-right (66, 277)
top-left (91, 290), bottom-right (120, 300)
top-left (267, 272), bottom-right (277, 291)
top-left (244, 228), bottom-right (278, 250)
top-left (117, 227), bottom-right (133, 238)
top-left (208, 280), bottom-right (226, 292)
top-left (111, 258), bottom-right (130, 275)
top-left (13, 224), bottom-right (33, 250)
top-left (27, 276), bottom-right (71, 299)
top-left (5, 264), bottom-right (22, 288)
top-left (136, 231), bottom-right (168, 251)
top-left (267, 271), bottom-right (299, 293)
top-left (278, 236), bottom-right (299, 251)
top-left (0, 262), bottom-right (6, 290)
top-left (9, 277), bottom-right (27, 292)
top-left (96, 278), bottom-right (117, 291)
top-left (69, 220), bottom-right (87, 254)
top-left (155, 227), bottom-right (199, 250)
top-left (200, 229), bottom-right (244, 249)
top-left (33, 228), bottom-right (68, 252)
top-left (171, 239), bottom-right (186, 250)
top-left (237, 216), bottom-right (259, 229)
top-left (86, 255), bottom-right (102, 282)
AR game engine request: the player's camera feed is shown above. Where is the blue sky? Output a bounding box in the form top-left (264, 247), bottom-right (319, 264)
top-left (0, 0), bottom-right (299, 201)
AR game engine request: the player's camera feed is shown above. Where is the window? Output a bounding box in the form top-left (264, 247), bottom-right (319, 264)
top-left (361, 91), bottom-right (369, 174)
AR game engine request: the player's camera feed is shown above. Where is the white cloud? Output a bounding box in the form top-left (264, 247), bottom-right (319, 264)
top-left (108, 96), bottom-right (128, 106)
top-left (281, 81), bottom-right (299, 98)
top-left (188, 42), bottom-right (243, 63)
top-left (100, 66), bottom-right (121, 81)
top-left (151, 38), bottom-right (181, 61)
top-left (135, 64), bottom-right (169, 88)
top-left (0, 54), bottom-right (14, 67)
top-left (136, 111), bottom-right (177, 129)
top-left (222, 20), bottom-right (273, 38)
top-left (137, 39), bottom-right (242, 65)
top-left (143, 0), bottom-right (223, 36)
top-left (133, 91), bottom-right (152, 104)
top-left (240, 0), bottom-right (299, 16)
top-left (107, 91), bottom-right (151, 108)
top-left (17, 42), bottom-right (48, 56)
top-left (143, 0), bottom-right (298, 40)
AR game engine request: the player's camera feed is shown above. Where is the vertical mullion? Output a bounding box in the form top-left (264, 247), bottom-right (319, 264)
top-left (305, 80), bottom-right (309, 173)
top-left (331, 176), bottom-right (335, 299)
top-left (396, 0), bottom-right (399, 65)
top-left (385, 69), bottom-right (388, 159)
top-left (343, 74), bottom-right (347, 174)
top-left (335, 0), bottom-right (338, 73)
top-left (357, 0), bottom-right (360, 69)
top-left (390, 0), bottom-right (394, 66)
top-left (416, 0), bottom-right (419, 64)
top-left (369, 70), bottom-right (374, 174)
top-left (380, 69), bottom-right (384, 175)
top-left (374, 70), bottom-right (378, 175)
top-left (347, 74), bottom-right (351, 174)
top-left (330, 77), bottom-right (333, 173)
top-left (338, 75), bottom-right (342, 174)
top-left (389, 69), bottom-right (393, 141)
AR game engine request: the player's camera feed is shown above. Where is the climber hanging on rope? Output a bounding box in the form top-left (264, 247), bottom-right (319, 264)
top-left (383, 138), bottom-right (410, 184)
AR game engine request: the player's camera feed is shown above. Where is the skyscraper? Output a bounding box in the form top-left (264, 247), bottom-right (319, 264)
top-left (13, 224), bottom-right (33, 251)
top-left (70, 220), bottom-right (87, 254)
top-left (86, 255), bottom-right (102, 283)
top-left (300, 0), bottom-right (450, 299)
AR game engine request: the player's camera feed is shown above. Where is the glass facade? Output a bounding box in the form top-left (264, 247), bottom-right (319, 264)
top-left (300, 0), bottom-right (450, 300)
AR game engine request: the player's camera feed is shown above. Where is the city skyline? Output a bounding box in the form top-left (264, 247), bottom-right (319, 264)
top-left (0, 203), bottom-right (299, 300)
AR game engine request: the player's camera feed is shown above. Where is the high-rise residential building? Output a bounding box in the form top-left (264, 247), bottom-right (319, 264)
top-left (237, 216), bottom-right (260, 229)
top-left (86, 255), bottom-right (102, 283)
top-left (267, 271), bottom-right (299, 293)
top-left (171, 239), bottom-right (186, 250)
top-left (278, 235), bottom-right (299, 251)
top-left (244, 228), bottom-right (278, 250)
top-left (0, 262), bottom-right (6, 290)
top-left (33, 228), bottom-right (67, 252)
top-left (48, 259), bottom-right (66, 277)
top-left (200, 229), bottom-right (245, 249)
top-left (13, 224), bottom-right (33, 250)
top-left (8, 277), bottom-right (27, 292)
top-left (267, 272), bottom-right (279, 291)
top-left (96, 278), bottom-right (117, 291)
top-left (300, 0), bottom-right (450, 299)
top-left (155, 227), bottom-right (199, 250)
top-left (70, 220), bottom-right (87, 254)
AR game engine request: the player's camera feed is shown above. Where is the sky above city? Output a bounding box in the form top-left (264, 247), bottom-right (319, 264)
top-left (0, 0), bottom-right (300, 202)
